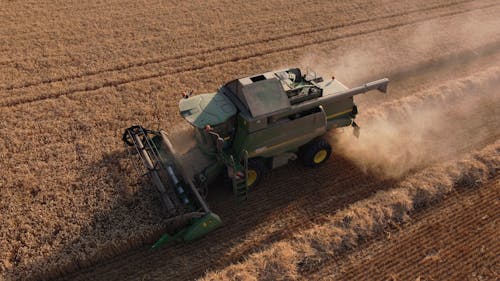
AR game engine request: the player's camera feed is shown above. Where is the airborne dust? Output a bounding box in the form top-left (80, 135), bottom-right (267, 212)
top-left (335, 68), bottom-right (500, 178)
top-left (299, 17), bottom-right (500, 178)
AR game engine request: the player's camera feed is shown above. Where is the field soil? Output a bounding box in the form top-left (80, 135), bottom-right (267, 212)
top-left (0, 1), bottom-right (499, 280)
top-left (311, 176), bottom-right (499, 281)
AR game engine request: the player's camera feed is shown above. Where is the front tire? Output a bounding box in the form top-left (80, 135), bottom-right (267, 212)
top-left (301, 138), bottom-right (332, 167)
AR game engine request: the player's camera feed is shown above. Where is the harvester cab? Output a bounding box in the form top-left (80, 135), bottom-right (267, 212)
top-left (122, 67), bottom-right (389, 247)
top-left (179, 91), bottom-right (237, 152)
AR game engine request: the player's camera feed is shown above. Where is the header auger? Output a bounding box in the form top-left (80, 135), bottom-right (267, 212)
top-left (122, 67), bottom-right (389, 247)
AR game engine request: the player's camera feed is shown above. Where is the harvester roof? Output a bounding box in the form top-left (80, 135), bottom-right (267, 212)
top-left (179, 68), bottom-right (356, 127)
top-left (179, 92), bottom-right (237, 128)
top-left (223, 70), bottom-right (293, 118)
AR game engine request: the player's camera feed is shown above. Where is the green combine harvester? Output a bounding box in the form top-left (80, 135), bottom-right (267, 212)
top-left (122, 68), bottom-right (389, 247)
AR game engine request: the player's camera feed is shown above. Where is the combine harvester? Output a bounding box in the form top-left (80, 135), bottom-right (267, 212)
top-left (122, 68), bottom-right (389, 247)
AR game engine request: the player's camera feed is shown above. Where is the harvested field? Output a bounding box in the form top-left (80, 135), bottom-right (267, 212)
top-left (201, 141), bottom-right (500, 280)
top-left (0, 1), bottom-right (499, 281)
top-left (310, 176), bottom-right (500, 281)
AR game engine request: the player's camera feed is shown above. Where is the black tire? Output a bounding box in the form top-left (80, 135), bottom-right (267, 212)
top-left (301, 138), bottom-right (332, 167)
top-left (246, 159), bottom-right (267, 189)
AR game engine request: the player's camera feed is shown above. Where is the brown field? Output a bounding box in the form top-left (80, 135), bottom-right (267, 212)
top-left (311, 176), bottom-right (500, 281)
top-left (0, 1), bottom-right (499, 280)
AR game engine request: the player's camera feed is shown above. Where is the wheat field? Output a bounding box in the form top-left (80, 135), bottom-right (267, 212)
top-left (1, 1), bottom-right (499, 280)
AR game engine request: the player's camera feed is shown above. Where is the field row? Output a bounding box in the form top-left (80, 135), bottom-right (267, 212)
top-left (3, 1), bottom-right (498, 92)
top-left (0, 0), bottom-right (477, 86)
top-left (200, 140), bottom-right (500, 280)
top-left (1, 2), bottom-right (499, 108)
top-left (312, 177), bottom-right (499, 280)
top-left (0, 0), bottom-right (475, 91)
top-left (64, 156), bottom-right (388, 280)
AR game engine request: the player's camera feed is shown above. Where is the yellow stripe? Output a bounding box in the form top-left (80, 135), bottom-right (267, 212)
top-left (326, 109), bottom-right (352, 119)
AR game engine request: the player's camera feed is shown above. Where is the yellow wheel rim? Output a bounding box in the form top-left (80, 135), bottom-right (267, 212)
top-left (313, 149), bottom-right (328, 164)
top-left (247, 170), bottom-right (258, 187)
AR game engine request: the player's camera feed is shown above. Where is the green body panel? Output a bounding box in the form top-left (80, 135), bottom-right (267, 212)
top-left (179, 68), bottom-right (364, 177)
top-left (232, 109), bottom-right (327, 159)
top-left (182, 212), bottom-right (223, 241)
top-left (311, 78), bottom-right (355, 129)
top-left (323, 97), bottom-right (356, 129)
top-left (179, 92), bottom-right (237, 128)
top-left (151, 212), bottom-right (222, 248)
top-left (230, 115), bottom-right (251, 159)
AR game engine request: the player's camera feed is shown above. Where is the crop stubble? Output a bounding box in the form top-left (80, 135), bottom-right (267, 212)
top-left (63, 67), bottom-right (500, 281)
top-left (311, 177), bottom-right (499, 281)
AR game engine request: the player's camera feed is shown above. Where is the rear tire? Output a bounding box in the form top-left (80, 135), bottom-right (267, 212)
top-left (247, 159), bottom-right (267, 189)
top-left (301, 138), bottom-right (332, 167)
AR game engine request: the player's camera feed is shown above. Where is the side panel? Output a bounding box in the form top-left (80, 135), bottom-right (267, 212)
top-left (239, 107), bottom-right (327, 158)
top-left (322, 97), bottom-right (356, 129)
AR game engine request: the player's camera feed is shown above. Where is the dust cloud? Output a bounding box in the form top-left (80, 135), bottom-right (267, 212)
top-left (297, 12), bottom-right (500, 178)
top-left (334, 67), bottom-right (500, 178)
top-left (167, 123), bottom-right (197, 155)
top-left (165, 123), bottom-right (217, 180)
top-left (299, 8), bottom-right (500, 83)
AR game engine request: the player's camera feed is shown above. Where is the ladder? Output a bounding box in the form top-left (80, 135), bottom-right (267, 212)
top-left (229, 151), bottom-right (248, 202)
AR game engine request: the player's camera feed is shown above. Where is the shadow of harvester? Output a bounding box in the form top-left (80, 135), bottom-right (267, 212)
top-left (24, 148), bottom-right (397, 281)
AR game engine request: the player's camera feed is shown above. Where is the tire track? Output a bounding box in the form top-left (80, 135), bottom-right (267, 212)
top-left (2, 2), bottom-right (499, 108)
top-left (0, 0), bottom-right (483, 91)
